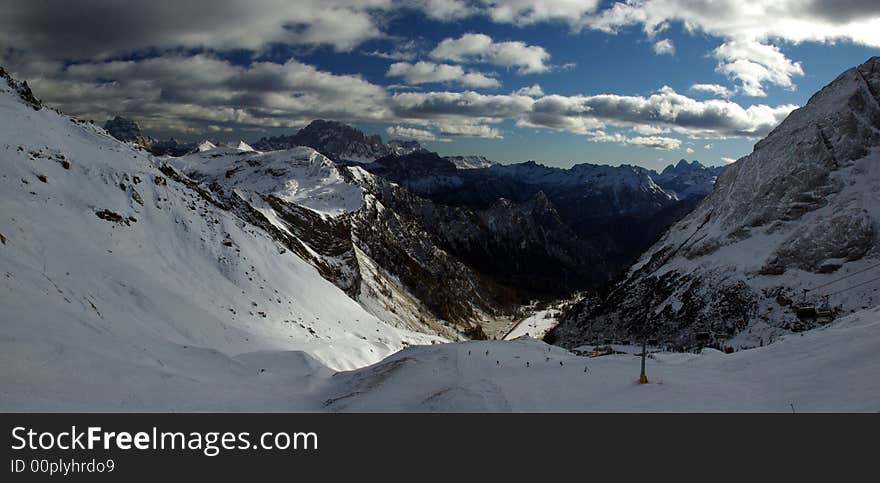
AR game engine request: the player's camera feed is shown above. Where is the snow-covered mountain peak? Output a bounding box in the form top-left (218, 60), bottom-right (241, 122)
top-left (445, 155), bottom-right (498, 170)
top-left (171, 146), bottom-right (364, 217)
top-left (235, 140), bottom-right (255, 152)
top-left (197, 140), bottom-right (217, 152)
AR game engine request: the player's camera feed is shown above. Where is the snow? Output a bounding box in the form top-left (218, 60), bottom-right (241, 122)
top-left (503, 309), bottom-right (560, 340)
top-left (169, 146), bottom-right (364, 217)
top-left (196, 140), bottom-right (217, 152)
top-left (445, 155), bottom-right (497, 170)
top-left (235, 140), bottom-right (255, 152)
top-left (322, 306), bottom-right (880, 412)
top-left (0, 79), bottom-right (441, 410)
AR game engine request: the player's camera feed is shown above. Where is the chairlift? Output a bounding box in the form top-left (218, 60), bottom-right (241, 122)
top-left (796, 304), bottom-right (818, 320)
top-left (795, 288), bottom-right (818, 320)
top-left (816, 295), bottom-right (834, 323)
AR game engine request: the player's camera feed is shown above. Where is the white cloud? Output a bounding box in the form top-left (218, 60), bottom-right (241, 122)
top-left (704, 143), bottom-right (713, 149)
top-left (524, 86), bottom-right (798, 138)
top-left (430, 33), bottom-right (551, 74)
top-left (515, 84), bottom-right (545, 97)
top-left (387, 61), bottom-right (500, 87)
top-left (721, 156), bottom-right (737, 164)
top-left (411, 0), bottom-right (604, 26)
top-left (590, 131), bottom-right (682, 150)
top-left (386, 125), bottom-right (447, 142)
top-left (585, 0), bottom-right (880, 47)
top-left (690, 83), bottom-right (735, 98)
top-left (713, 40), bottom-right (804, 96)
top-left (364, 40), bottom-right (421, 61)
top-left (653, 38), bottom-right (675, 55)
top-left (632, 124), bottom-right (669, 135)
top-left (628, 135), bottom-right (682, 150)
top-left (686, 147), bottom-right (694, 153)
top-left (436, 121), bottom-right (504, 139)
top-left (479, 0), bottom-right (603, 26)
top-left (413, 0), bottom-right (476, 20)
top-left (583, 1), bottom-right (880, 96)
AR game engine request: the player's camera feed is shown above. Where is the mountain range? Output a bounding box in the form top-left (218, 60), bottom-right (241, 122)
top-left (103, 115), bottom-right (724, 302)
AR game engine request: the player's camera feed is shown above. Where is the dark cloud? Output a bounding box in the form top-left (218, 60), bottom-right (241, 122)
top-left (806, 0), bottom-right (880, 24)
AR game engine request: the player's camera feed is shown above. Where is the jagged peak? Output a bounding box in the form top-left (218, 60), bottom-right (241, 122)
top-left (0, 65), bottom-right (42, 110)
top-left (761, 56), bottom-right (880, 146)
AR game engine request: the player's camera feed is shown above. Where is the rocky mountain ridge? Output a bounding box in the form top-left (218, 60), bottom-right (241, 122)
top-left (550, 56), bottom-right (880, 351)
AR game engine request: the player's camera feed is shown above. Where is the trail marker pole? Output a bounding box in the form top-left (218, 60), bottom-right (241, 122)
top-left (639, 337), bottom-right (648, 384)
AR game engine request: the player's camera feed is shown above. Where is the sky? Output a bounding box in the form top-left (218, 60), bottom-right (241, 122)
top-left (1, 1), bottom-right (879, 170)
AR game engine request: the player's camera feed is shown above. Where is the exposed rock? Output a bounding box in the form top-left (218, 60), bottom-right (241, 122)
top-left (551, 56), bottom-right (880, 350)
top-left (104, 116), bottom-right (150, 147)
top-left (253, 120), bottom-right (409, 162)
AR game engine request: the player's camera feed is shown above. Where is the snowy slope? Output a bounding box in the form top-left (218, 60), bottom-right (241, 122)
top-left (0, 71), bottom-right (447, 410)
top-left (168, 146), bottom-right (512, 339)
top-left (170, 146), bottom-right (364, 217)
top-left (322, 306), bottom-right (880, 412)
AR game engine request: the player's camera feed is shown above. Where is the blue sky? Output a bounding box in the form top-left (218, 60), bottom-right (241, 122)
top-left (2, 1), bottom-right (879, 170)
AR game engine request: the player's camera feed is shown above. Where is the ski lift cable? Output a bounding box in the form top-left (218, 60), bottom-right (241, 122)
top-left (804, 261), bottom-right (880, 293)
top-left (823, 273), bottom-right (880, 298)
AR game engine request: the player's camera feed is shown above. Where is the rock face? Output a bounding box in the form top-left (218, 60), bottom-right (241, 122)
top-left (168, 146), bottom-right (521, 339)
top-left (103, 116), bottom-right (150, 147)
top-left (387, 139), bottom-right (423, 156)
top-left (0, 67), bottom-right (41, 110)
top-left (148, 138), bottom-right (197, 157)
top-left (253, 120), bottom-right (422, 162)
top-left (102, 116), bottom-right (197, 156)
top-left (550, 56), bottom-right (880, 351)
top-left (361, 153), bottom-right (713, 299)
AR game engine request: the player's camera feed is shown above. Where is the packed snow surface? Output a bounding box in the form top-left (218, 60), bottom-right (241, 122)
top-left (4, 301), bottom-right (879, 411)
